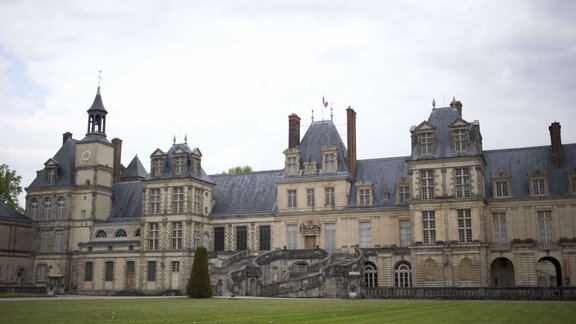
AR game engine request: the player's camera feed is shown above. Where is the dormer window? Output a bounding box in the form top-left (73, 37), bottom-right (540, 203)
top-left (452, 129), bottom-right (468, 152)
top-left (173, 155), bottom-right (186, 175)
top-left (529, 171), bottom-right (548, 197)
top-left (396, 178), bottom-right (411, 204)
top-left (150, 149), bottom-right (166, 177)
top-left (45, 167), bottom-right (57, 185)
top-left (356, 181), bottom-right (373, 206)
top-left (569, 171), bottom-right (576, 194)
top-left (492, 173), bottom-right (511, 198)
top-left (283, 148), bottom-right (300, 176)
top-left (418, 132), bottom-right (435, 155)
top-left (321, 145), bottom-right (338, 173)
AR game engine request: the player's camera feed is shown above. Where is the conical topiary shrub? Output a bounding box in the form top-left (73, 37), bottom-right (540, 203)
top-left (186, 246), bottom-right (212, 298)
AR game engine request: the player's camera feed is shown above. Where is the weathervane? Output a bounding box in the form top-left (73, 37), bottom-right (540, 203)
top-left (432, 98), bottom-right (436, 108)
top-left (98, 70), bottom-right (102, 88)
top-left (311, 108), bottom-right (314, 122)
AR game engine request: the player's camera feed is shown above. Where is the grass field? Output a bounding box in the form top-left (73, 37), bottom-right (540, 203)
top-left (1, 297), bottom-right (575, 323)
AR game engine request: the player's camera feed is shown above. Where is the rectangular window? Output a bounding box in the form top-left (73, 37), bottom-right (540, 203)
top-left (324, 223), bottom-right (336, 252)
top-left (41, 231), bottom-right (50, 253)
top-left (172, 187), bottom-right (184, 213)
top-left (37, 264), bottom-right (47, 282)
top-left (492, 213), bottom-right (507, 243)
top-left (149, 189), bottom-right (161, 214)
top-left (455, 168), bottom-right (471, 198)
top-left (214, 227), bottom-right (225, 251)
top-left (193, 187), bottom-right (202, 214)
top-left (43, 198), bottom-right (52, 220)
top-left (105, 261), bottom-right (114, 281)
top-left (532, 178), bottom-right (546, 196)
top-left (57, 197), bottom-right (66, 219)
top-left (30, 198), bottom-right (38, 220)
top-left (171, 261), bottom-right (180, 272)
top-left (54, 230), bottom-right (64, 253)
top-left (81, 210), bottom-right (86, 219)
top-left (126, 261), bottom-right (135, 274)
top-left (359, 188), bottom-right (371, 206)
top-left (46, 168), bottom-right (56, 185)
top-left (325, 187), bottom-right (335, 207)
top-left (84, 262), bottom-right (93, 282)
top-left (452, 129), bottom-right (468, 152)
top-left (324, 152), bottom-right (336, 173)
top-left (420, 170), bottom-right (435, 200)
top-left (400, 220), bottom-right (411, 247)
top-left (148, 223), bottom-right (159, 250)
top-left (173, 156), bottom-right (185, 174)
top-left (538, 210), bottom-right (552, 242)
top-left (418, 132), bottom-right (435, 155)
top-left (359, 221), bottom-right (372, 248)
top-left (236, 226), bottom-right (247, 251)
top-left (287, 224), bottom-right (298, 249)
top-left (458, 209), bottom-right (472, 243)
top-left (153, 158), bottom-right (163, 176)
top-left (259, 225), bottom-right (271, 251)
top-left (495, 181), bottom-right (509, 198)
top-left (398, 185), bottom-right (410, 204)
top-left (422, 211), bottom-right (436, 244)
top-left (287, 190), bottom-right (297, 208)
top-left (172, 222), bottom-right (183, 250)
top-left (307, 189), bottom-right (315, 207)
top-left (147, 261), bottom-right (156, 281)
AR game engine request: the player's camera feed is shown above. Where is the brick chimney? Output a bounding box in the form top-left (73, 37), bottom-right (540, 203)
top-left (549, 122), bottom-right (563, 169)
top-left (112, 138), bottom-right (123, 182)
top-left (288, 113), bottom-right (301, 149)
top-left (62, 132), bottom-right (73, 145)
top-left (450, 97), bottom-right (463, 116)
top-left (346, 106), bottom-right (357, 176)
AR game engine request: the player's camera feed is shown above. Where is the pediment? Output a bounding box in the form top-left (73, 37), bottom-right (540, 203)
top-left (191, 148), bottom-right (202, 157)
top-left (321, 144), bottom-right (337, 152)
top-left (449, 117), bottom-right (470, 128)
top-left (150, 149), bottom-right (165, 158)
top-left (44, 158), bottom-right (59, 167)
top-left (414, 121), bottom-right (436, 132)
top-left (283, 147), bottom-right (299, 155)
top-left (173, 147), bottom-right (187, 155)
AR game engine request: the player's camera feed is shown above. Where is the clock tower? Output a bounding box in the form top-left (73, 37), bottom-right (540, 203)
top-left (74, 87), bottom-right (114, 224)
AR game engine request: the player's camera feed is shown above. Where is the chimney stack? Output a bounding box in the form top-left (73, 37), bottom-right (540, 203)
top-left (62, 132), bottom-right (73, 145)
top-left (346, 106), bottom-right (357, 176)
top-left (288, 114), bottom-right (301, 149)
top-left (112, 138), bottom-right (123, 182)
top-left (450, 97), bottom-right (463, 116)
top-left (549, 122), bottom-right (563, 169)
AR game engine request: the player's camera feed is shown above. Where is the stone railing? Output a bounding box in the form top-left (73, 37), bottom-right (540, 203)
top-left (0, 286), bottom-right (47, 294)
top-left (362, 246), bottom-right (409, 256)
top-left (490, 243), bottom-right (511, 252)
top-left (222, 250), bottom-right (250, 269)
top-left (537, 242), bottom-right (559, 251)
top-left (254, 248), bottom-right (328, 266)
top-left (260, 271), bottom-right (324, 297)
top-left (364, 287), bottom-right (576, 300)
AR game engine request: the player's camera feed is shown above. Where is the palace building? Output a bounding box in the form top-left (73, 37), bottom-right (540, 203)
top-left (4, 87), bottom-right (576, 297)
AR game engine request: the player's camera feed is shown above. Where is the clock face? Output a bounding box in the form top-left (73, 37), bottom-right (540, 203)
top-left (81, 149), bottom-right (92, 161)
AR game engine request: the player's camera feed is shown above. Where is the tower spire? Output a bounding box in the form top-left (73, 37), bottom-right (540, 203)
top-left (86, 73), bottom-right (108, 136)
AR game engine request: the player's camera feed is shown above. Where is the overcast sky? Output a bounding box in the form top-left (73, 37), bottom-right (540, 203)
top-left (1, 0), bottom-right (575, 206)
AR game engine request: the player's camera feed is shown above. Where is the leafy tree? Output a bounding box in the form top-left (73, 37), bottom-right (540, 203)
top-left (227, 165), bottom-right (253, 174)
top-left (186, 246), bottom-right (212, 298)
top-left (0, 164), bottom-right (23, 212)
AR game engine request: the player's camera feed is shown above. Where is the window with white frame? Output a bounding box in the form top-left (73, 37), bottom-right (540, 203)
top-left (148, 223), bottom-right (159, 250)
top-left (322, 145), bottom-right (338, 173)
top-left (287, 190), bottom-right (297, 208)
top-left (40, 231), bottom-right (50, 253)
top-left (285, 153), bottom-right (299, 176)
top-left (458, 209), bottom-right (472, 243)
top-left (494, 180), bottom-right (510, 198)
top-left (54, 230), bottom-right (64, 253)
top-left (538, 210), bottom-right (553, 242)
top-left (530, 172), bottom-right (548, 197)
top-left (172, 155), bottom-right (186, 175)
top-left (46, 167), bottom-right (56, 185)
top-left (30, 198), bottom-right (38, 220)
top-left (394, 261), bottom-right (412, 287)
top-left (492, 213), bottom-right (507, 243)
top-left (418, 132), bottom-right (435, 155)
top-left (172, 261), bottom-right (180, 272)
top-left (400, 220), bottom-right (411, 247)
top-left (324, 223), bottom-right (335, 252)
top-left (172, 222), bottom-right (182, 250)
top-left (287, 224), bottom-right (298, 249)
top-left (43, 197), bottom-right (52, 220)
top-left (420, 170), bottom-right (435, 200)
top-left (359, 221), bottom-right (372, 248)
top-left (455, 167), bottom-right (471, 198)
top-left (452, 129), bottom-right (468, 152)
top-left (306, 188), bottom-right (315, 207)
top-left (364, 262), bottom-right (378, 288)
top-left (149, 188), bottom-right (161, 214)
top-left (422, 211), bottom-right (436, 244)
top-left (397, 182), bottom-right (410, 204)
top-left (57, 196), bottom-right (66, 219)
top-left (36, 264), bottom-right (48, 282)
top-left (152, 157), bottom-right (164, 176)
top-left (193, 187), bottom-right (202, 214)
top-left (357, 182), bottom-right (373, 206)
top-left (172, 187), bottom-right (184, 213)
top-left (325, 187), bottom-right (335, 207)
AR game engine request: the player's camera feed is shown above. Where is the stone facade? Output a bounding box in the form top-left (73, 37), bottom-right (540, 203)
top-left (4, 90), bottom-right (576, 297)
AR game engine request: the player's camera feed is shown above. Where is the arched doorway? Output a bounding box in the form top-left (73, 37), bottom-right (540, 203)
top-left (491, 257), bottom-right (515, 287)
top-left (536, 256), bottom-right (562, 287)
top-left (394, 261), bottom-right (412, 287)
top-left (364, 262), bottom-right (378, 288)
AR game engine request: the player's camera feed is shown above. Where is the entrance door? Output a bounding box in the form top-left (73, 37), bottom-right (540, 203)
top-left (305, 236), bottom-right (316, 249)
top-left (125, 261), bottom-right (135, 289)
top-left (171, 261), bottom-right (180, 290)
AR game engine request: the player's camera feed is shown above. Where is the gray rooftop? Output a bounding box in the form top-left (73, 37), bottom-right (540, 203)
top-left (121, 155), bottom-right (149, 181)
top-left (296, 120), bottom-right (350, 174)
top-left (109, 181), bottom-right (143, 221)
top-left (27, 138), bottom-right (77, 190)
top-left (0, 202), bottom-right (33, 223)
top-left (147, 143), bottom-right (213, 184)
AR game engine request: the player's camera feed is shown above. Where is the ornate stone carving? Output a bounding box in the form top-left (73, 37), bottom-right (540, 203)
top-left (299, 220), bottom-right (321, 235)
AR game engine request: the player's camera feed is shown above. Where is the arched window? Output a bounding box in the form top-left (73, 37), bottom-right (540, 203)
top-left (115, 229), bottom-right (127, 237)
top-left (96, 230), bottom-right (107, 238)
top-left (43, 197), bottom-right (52, 220)
top-left (364, 261), bottom-right (378, 288)
top-left (135, 228), bottom-right (141, 237)
top-left (30, 198), bottom-right (38, 220)
top-left (394, 261), bottom-right (412, 287)
top-left (57, 196), bottom-right (66, 219)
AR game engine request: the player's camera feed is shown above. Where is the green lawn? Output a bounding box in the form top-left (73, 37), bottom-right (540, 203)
top-left (0, 297), bottom-right (575, 323)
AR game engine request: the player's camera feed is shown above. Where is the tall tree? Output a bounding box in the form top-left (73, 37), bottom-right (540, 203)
top-left (227, 165), bottom-right (253, 174)
top-left (186, 246), bottom-right (212, 298)
top-left (0, 164), bottom-right (23, 212)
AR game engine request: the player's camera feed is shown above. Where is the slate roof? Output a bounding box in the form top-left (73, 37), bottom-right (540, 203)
top-left (0, 202), bottom-right (33, 223)
top-left (210, 170), bottom-right (282, 216)
top-left (87, 87), bottom-right (107, 113)
top-left (348, 156), bottom-right (410, 207)
top-left (27, 138), bottom-right (77, 190)
top-left (121, 155), bottom-right (148, 181)
top-left (109, 181), bottom-right (143, 221)
top-left (410, 107), bottom-right (482, 160)
top-left (147, 143), bottom-right (213, 184)
top-left (296, 120), bottom-right (350, 174)
top-left (484, 144), bottom-right (576, 197)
